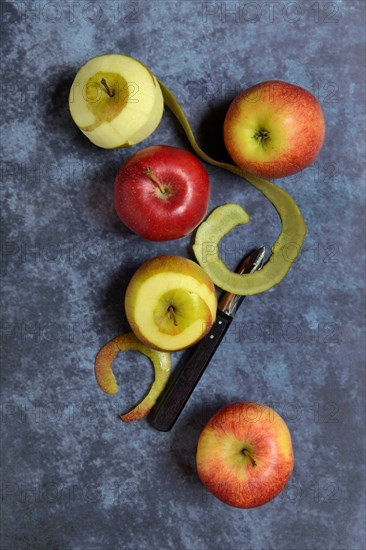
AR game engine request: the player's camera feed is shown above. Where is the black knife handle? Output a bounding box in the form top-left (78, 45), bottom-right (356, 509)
top-left (150, 310), bottom-right (232, 431)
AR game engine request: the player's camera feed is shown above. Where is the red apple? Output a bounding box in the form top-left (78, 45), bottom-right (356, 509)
top-left (224, 80), bottom-right (326, 179)
top-left (196, 402), bottom-right (294, 508)
top-left (114, 145), bottom-right (210, 241)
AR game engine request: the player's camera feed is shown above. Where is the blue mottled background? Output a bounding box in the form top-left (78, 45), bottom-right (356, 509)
top-left (1, 1), bottom-right (365, 549)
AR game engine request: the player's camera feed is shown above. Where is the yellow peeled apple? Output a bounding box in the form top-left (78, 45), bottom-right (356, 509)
top-left (125, 256), bottom-right (217, 352)
top-left (69, 54), bottom-right (164, 149)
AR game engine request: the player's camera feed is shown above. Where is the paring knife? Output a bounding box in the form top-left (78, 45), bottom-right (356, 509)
top-left (150, 247), bottom-right (266, 432)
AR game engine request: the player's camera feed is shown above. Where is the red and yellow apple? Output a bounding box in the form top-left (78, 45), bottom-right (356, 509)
top-left (196, 401), bottom-right (294, 508)
top-left (114, 145), bottom-right (210, 241)
top-left (69, 54), bottom-right (163, 148)
top-left (125, 256), bottom-right (217, 351)
top-left (224, 80), bottom-right (326, 179)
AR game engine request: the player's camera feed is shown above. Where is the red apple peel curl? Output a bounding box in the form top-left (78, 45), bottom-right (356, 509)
top-left (95, 332), bottom-right (171, 422)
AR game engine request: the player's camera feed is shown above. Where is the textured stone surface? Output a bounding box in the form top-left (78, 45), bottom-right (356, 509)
top-left (1, 1), bottom-right (365, 549)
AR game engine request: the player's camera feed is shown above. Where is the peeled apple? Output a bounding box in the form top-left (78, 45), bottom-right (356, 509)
top-left (69, 54), bottom-right (164, 149)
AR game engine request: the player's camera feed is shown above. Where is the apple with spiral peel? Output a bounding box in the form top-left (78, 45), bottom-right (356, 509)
top-left (125, 256), bottom-right (217, 351)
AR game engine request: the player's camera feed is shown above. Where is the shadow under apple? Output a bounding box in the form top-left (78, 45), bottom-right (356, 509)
top-left (197, 99), bottom-right (234, 164)
top-left (44, 69), bottom-right (90, 151)
top-left (167, 400), bottom-right (227, 483)
top-left (43, 67), bottom-right (109, 156)
top-left (98, 260), bottom-right (142, 336)
top-left (83, 160), bottom-right (134, 235)
top-left (148, 364), bottom-right (227, 483)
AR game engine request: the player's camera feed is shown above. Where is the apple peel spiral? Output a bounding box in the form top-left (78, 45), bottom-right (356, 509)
top-left (94, 332), bottom-right (171, 422)
top-left (157, 79), bottom-right (307, 295)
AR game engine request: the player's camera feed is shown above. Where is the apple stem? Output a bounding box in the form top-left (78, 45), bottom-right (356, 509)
top-left (101, 78), bottom-right (114, 98)
top-left (254, 129), bottom-right (270, 144)
top-left (242, 448), bottom-right (257, 467)
top-left (144, 167), bottom-right (166, 194)
top-left (167, 306), bottom-right (178, 326)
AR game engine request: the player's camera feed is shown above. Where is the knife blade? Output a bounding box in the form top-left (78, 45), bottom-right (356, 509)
top-left (149, 247), bottom-right (266, 432)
